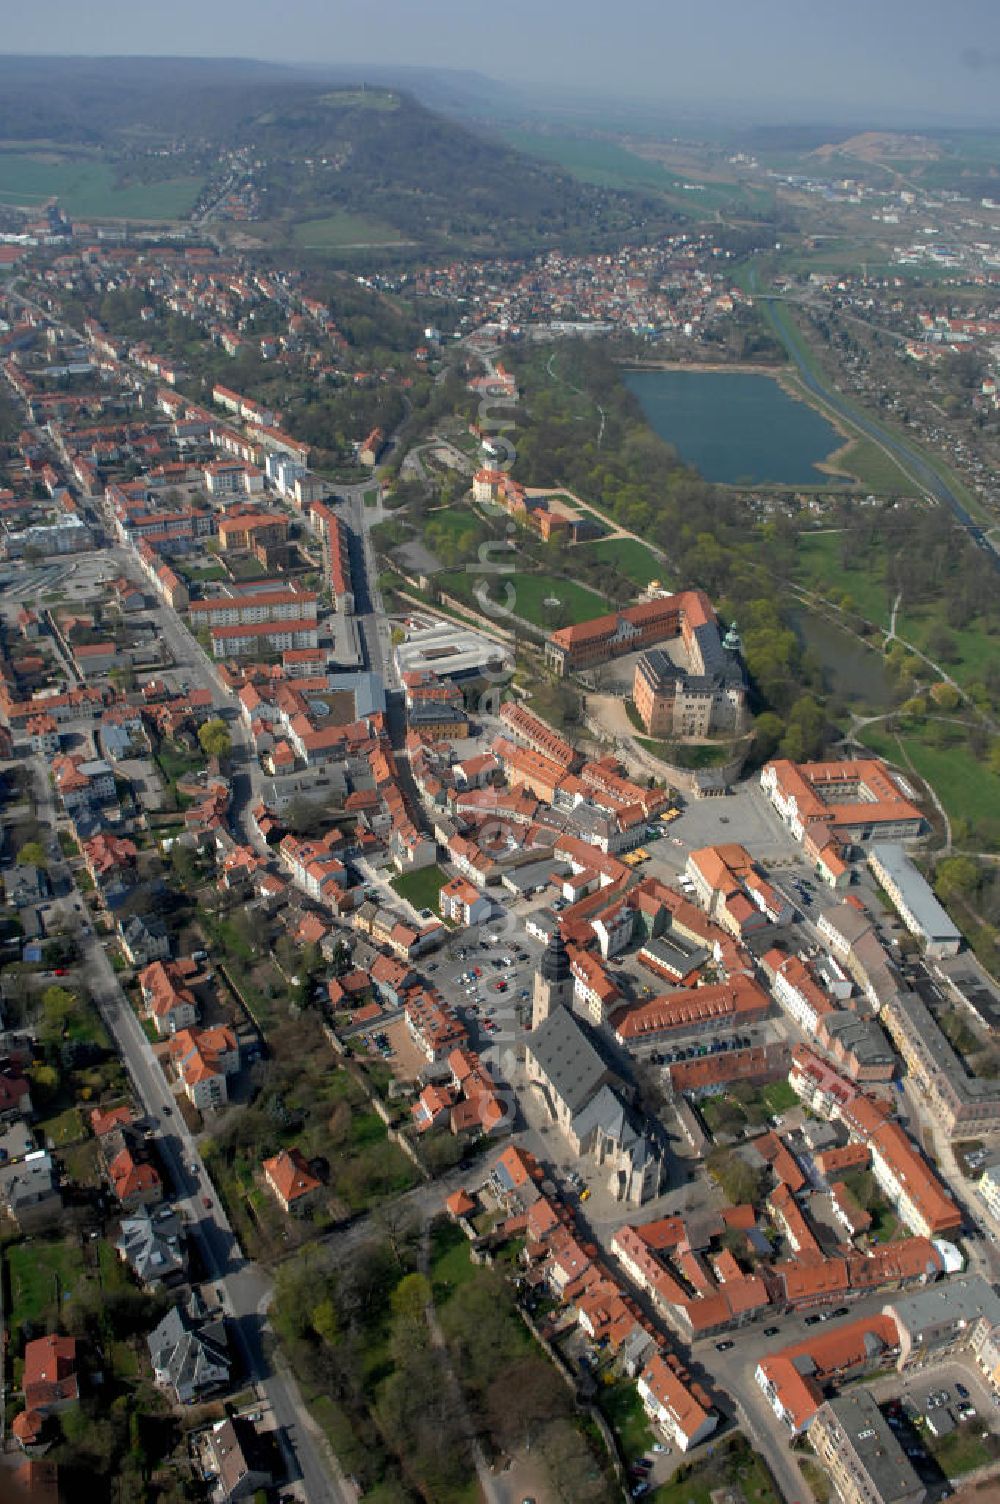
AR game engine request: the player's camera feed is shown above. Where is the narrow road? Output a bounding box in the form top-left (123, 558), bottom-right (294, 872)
top-left (31, 755), bottom-right (349, 1503)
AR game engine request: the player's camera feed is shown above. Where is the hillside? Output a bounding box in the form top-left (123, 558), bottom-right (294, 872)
top-left (0, 56), bottom-right (679, 254)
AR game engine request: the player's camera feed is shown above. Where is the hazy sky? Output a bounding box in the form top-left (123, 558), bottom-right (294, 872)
top-left (5, 0), bottom-right (1000, 124)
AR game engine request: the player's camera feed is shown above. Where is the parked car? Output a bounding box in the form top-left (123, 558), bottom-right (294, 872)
top-left (715, 1340), bottom-right (734, 1352)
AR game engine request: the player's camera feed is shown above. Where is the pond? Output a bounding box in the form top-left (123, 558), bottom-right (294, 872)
top-left (788, 605), bottom-right (893, 712)
top-left (624, 367), bottom-right (846, 486)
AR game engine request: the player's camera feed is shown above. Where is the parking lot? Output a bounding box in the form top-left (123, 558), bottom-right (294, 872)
top-left (429, 915), bottom-right (545, 1066)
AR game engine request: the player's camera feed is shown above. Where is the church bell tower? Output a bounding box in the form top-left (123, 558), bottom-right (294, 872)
top-left (532, 930), bottom-right (573, 1031)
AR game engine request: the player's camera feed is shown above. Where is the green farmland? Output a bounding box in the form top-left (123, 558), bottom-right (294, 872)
top-left (291, 211), bottom-right (407, 248)
top-left (0, 151), bottom-right (204, 219)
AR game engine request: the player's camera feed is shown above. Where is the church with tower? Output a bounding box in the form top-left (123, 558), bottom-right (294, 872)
top-left (526, 930), bottom-right (666, 1206)
top-left (532, 929), bottom-right (574, 1031)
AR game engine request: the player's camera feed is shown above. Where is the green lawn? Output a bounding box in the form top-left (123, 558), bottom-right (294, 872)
top-left (292, 211), bottom-right (405, 248)
top-left (928, 1423), bottom-right (1000, 1477)
top-left (6, 1239), bottom-right (89, 1339)
top-left (438, 569), bottom-right (607, 630)
top-left (637, 736), bottom-right (735, 769)
top-left (508, 572), bottom-right (609, 627)
top-left (600, 1381), bottom-right (654, 1461)
top-left (762, 1080), bottom-right (799, 1115)
top-left (651, 1434), bottom-right (782, 1504)
top-left (834, 436), bottom-right (916, 494)
top-left (577, 536), bottom-right (667, 587)
top-left (37, 1103), bottom-right (85, 1147)
top-left (795, 531), bottom-right (892, 627)
top-left (390, 862), bottom-right (448, 914)
top-left (860, 725), bottom-right (1000, 841)
top-left (894, 605), bottom-right (1000, 690)
top-left (795, 530), bottom-right (1000, 694)
top-left (0, 152), bottom-right (204, 219)
top-left (429, 1220), bottom-right (479, 1305)
top-left (154, 740), bottom-right (204, 786)
top-left (868, 1204), bottom-right (900, 1242)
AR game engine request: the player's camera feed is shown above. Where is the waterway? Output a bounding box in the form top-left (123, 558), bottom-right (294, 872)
top-left (788, 604), bottom-right (892, 712)
top-left (623, 367), bottom-right (846, 486)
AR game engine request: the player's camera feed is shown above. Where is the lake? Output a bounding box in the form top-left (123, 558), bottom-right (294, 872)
top-left (624, 367), bottom-right (845, 486)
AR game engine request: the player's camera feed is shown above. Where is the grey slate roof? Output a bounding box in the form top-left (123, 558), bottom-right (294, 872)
top-left (818, 1391), bottom-right (922, 1504)
top-left (148, 1293), bottom-right (230, 1403)
top-left (528, 1007), bottom-right (612, 1115)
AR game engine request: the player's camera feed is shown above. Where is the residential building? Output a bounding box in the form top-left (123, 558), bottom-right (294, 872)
top-left (139, 959), bottom-right (199, 1037)
top-left (203, 1417), bottom-right (274, 1504)
top-left (168, 1025), bottom-right (239, 1112)
top-left (636, 1350), bottom-right (717, 1452)
top-left (890, 1275), bottom-right (1000, 1370)
top-left (978, 1156), bottom-right (1000, 1220)
top-left (148, 1291), bottom-right (231, 1405)
top-left (756, 1315), bottom-right (901, 1434)
top-left (12, 1336), bottom-right (78, 1451)
top-left (867, 1120), bottom-right (962, 1239)
top-left (809, 1391), bottom-right (925, 1504)
top-left (0, 1150), bottom-right (61, 1230)
top-left (115, 1208), bottom-right (186, 1288)
top-left (439, 876), bottom-right (491, 927)
top-left (262, 1147), bottom-right (322, 1215)
top-left (119, 914), bottom-right (171, 966)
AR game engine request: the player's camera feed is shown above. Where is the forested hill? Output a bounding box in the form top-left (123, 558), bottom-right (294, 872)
top-left (0, 56), bottom-right (679, 254)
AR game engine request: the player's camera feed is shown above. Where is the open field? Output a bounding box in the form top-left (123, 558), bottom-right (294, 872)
top-left (502, 131), bottom-right (769, 217)
top-left (577, 535), bottom-right (666, 587)
top-left (291, 211), bottom-right (406, 248)
top-left (0, 151), bottom-right (203, 218)
top-left (390, 863), bottom-right (448, 913)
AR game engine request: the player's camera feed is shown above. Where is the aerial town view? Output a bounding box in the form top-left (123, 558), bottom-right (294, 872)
top-left (2, 6), bottom-right (1000, 1504)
